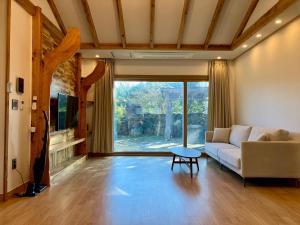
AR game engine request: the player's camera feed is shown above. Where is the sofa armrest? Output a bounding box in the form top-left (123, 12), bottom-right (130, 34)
top-left (241, 141), bottom-right (300, 178)
top-left (205, 131), bottom-right (214, 143)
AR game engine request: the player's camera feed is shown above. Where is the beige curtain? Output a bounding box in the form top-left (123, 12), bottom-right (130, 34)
top-left (207, 60), bottom-right (231, 131)
top-left (91, 61), bottom-right (114, 153)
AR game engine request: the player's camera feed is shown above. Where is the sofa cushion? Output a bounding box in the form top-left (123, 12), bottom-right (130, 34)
top-left (205, 143), bottom-right (239, 158)
top-left (229, 125), bottom-right (252, 147)
top-left (212, 128), bottom-right (231, 143)
top-left (219, 148), bottom-right (241, 169)
top-left (248, 127), bottom-right (290, 141)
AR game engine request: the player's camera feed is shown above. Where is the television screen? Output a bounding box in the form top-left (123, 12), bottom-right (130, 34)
top-left (56, 93), bottom-right (79, 131)
top-left (57, 93), bottom-right (68, 130)
top-left (50, 96), bottom-right (58, 132)
top-left (66, 95), bottom-right (79, 129)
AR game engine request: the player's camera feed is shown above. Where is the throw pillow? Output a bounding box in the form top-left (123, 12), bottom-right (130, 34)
top-left (229, 125), bottom-right (252, 147)
top-left (212, 128), bottom-right (231, 143)
top-left (255, 133), bottom-right (268, 141)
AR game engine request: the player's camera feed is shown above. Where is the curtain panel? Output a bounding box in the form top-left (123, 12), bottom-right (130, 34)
top-left (207, 60), bottom-right (231, 131)
top-left (91, 61), bottom-right (114, 153)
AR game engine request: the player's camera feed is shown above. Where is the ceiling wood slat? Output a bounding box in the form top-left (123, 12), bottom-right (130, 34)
top-left (47, 0), bottom-right (67, 35)
top-left (232, 0), bottom-right (296, 48)
top-left (203, 0), bottom-right (225, 49)
top-left (150, 0), bottom-right (155, 48)
top-left (115, 0), bottom-right (127, 48)
top-left (177, 0), bottom-right (191, 49)
top-left (232, 0), bottom-right (259, 43)
top-left (80, 42), bottom-right (231, 51)
top-left (80, 0), bottom-right (100, 48)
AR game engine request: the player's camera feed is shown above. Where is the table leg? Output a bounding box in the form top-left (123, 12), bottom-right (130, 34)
top-left (171, 155), bottom-right (176, 170)
top-left (196, 158), bottom-right (199, 171)
top-left (190, 158), bottom-right (193, 178)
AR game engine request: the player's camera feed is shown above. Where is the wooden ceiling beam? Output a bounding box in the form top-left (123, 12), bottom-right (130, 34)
top-left (232, 0), bottom-right (259, 43)
top-left (47, 0), bottom-right (67, 35)
top-left (232, 0), bottom-right (296, 49)
top-left (115, 0), bottom-right (127, 48)
top-left (80, 0), bottom-right (100, 48)
top-left (150, 0), bottom-right (155, 48)
top-left (80, 42), bottom-right (231, 51)
top-left (203, 0), bottom-right (225, 49)
top-left (177, 0), bottom-right (191, 49)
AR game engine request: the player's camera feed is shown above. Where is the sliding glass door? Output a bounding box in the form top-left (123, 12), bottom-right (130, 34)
top-left (113, 79), bottom-right (208, 152)
top-left (187, 82), bottom-right (209, 148)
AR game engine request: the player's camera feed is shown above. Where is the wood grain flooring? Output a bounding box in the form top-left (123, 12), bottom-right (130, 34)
top-left (1, 157), bottom-right (300, 225)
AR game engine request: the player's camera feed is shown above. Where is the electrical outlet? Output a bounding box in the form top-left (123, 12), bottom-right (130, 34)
top-left (12, 158), bottom-right (17, 169)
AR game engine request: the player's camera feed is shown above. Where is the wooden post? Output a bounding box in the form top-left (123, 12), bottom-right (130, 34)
top-left (76, 61), bottom-right (106, 155)
top-left (36, 28), bottom-right (80, 186)
top-left (30, 6), bottom-right (42, 183)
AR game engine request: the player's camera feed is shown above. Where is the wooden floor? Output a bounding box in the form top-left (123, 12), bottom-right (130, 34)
top-left (1, 157), bottom-right (300, 225)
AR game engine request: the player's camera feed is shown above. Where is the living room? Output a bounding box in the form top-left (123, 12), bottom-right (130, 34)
top-left (1, 0), bottom-right (300, 224)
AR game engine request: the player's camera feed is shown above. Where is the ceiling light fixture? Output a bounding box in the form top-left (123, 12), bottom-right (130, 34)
top-left (217, 56), bottom-right (222, 59)
top-left (256, 33), bottom-right (262, 38)
top-left (242, 44), bottom-right (248, 48)
top-left (275, 19), bottom-right (282, 24)
top-left (95, 54), bottom-right (100, 58)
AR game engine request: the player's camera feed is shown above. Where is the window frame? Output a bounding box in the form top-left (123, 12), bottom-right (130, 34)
top-left (113, 74), bottom-right (209, 153)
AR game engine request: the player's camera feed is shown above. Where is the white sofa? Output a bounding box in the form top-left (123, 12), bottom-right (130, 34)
top-left (205, 125), bottom-right (300, 186)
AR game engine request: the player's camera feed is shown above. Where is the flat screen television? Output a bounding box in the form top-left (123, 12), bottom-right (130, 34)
top-left (51, 93), bottom-right (79, 131)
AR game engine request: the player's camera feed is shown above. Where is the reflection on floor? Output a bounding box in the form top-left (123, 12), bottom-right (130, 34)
top-left (1, 157), bottom-right (300, 225)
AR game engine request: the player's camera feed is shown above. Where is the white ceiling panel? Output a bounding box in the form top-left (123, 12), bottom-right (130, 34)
top-left (88, 0), bottom-right (121, 43)
top-left (122, 0), bottom-right (150, 43)
top-left (154, 0), bottom-right (185, 43)
top-left (54, 0), bottom-right (92, 42)
top-left (210, 0), bottom-right (251, 44)
top-left (245, 0), bottom-right (278, 30)
top-left (183, 0), bottom-right (219, 44)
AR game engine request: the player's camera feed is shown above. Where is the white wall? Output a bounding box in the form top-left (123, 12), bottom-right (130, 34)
top-left (7, 1), bottom-right (32, 192)
top-left (0, 0), bottom-right (8, 195)
top-left (115, 59), bottom-right (208, 75)
top-left (234, 17), bottom-right (300, 131)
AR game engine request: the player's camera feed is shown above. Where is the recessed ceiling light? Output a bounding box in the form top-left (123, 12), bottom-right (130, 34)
top-left (217, 56), bottom-right (222, 59)
top-left (242, 44), bottom-right (248, 48)
top-left (256, 33), bottom-right (262, 38)
top-left (95, 54), bottom-right (100, 58)
top-left (275, 19), bottom-right (282, 24)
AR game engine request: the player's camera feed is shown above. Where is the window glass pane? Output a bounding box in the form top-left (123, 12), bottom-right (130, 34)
top-left (114, 81), bottom-right (183, 152)
top-left (187, 82), bottom-right (209, 149)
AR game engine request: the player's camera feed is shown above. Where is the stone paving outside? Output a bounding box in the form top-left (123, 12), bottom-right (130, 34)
top-left (114, 135), bottom-right (204, 152)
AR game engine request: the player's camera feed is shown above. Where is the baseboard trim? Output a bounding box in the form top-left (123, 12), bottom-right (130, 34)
top-left (5, 182), bottom-right (29, 200)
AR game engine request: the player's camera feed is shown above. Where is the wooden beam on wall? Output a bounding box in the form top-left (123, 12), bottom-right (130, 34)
top-left (232, 0), bottom-right (259, 43)
top-left (15, 0), bottom-right (64, 42)
top-left (203, 0), bottom-right (225, 49)
top-left (177, 0), bottom-right (191, 49)
top-left (47, 0), bottom-right (67, 35)
top-left (14, 0), bottom-right (35, 15)
top-left (80, 42), bottom-right (231, 51)
top-left (232, 0), bottom-right (296, 49)
top-left (80, 0), bottom-right (100, 48)
top-left (42, 15), bottom-right (64, 42)
top-left (115, 0), bottom-right (126, 48)
top-left (150, 0), bottom-right (155, 48)
top-left (3, 0), bottom-right (12, 202)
